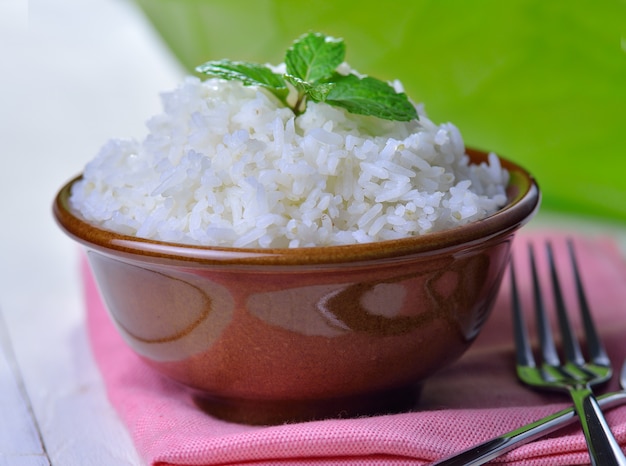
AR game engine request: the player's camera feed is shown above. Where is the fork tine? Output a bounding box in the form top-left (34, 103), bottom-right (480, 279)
top-left (531, 243), bottom-right (561, 367)
top-left (510, 257), bottom-right (535, 368)
top-left (567, 239), bottom-right (611, 367)
top-left (546, 241), bottom-right (586, 366)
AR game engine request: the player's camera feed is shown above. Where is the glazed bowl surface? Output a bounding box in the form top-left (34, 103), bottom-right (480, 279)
top-left (53, 148), bottom-right (539, 425)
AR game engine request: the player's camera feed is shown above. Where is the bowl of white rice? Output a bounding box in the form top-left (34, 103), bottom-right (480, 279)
top-left (54, 72), bottom-right (539, 425)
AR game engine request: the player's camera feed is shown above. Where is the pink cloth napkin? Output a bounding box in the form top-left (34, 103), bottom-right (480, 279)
top-left (84, 232), bottom-right (626, 465)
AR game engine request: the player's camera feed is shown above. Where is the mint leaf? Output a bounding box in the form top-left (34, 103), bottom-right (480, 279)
top-left (324, 74), bottom-right (418, 121)
top-left (195, 33), bottom-right (418, 122)
top-left (195, 59), bottom-right (288, 102)
top-left (284, 75), bottom-right (335, 102)
top-left (285, 32), bottom-right (345, 83)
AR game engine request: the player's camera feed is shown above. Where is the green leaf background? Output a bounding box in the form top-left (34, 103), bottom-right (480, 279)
top-left (134, 0), bottom-right (626, 221)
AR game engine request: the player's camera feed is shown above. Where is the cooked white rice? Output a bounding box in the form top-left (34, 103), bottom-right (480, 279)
top-left (70, 75), bottom-right (509, 248)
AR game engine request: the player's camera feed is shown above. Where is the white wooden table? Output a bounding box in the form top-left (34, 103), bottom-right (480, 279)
top-left (0, 0), bottom-right (181, 463)
top-left (3, 1), bottom-right (626, 465)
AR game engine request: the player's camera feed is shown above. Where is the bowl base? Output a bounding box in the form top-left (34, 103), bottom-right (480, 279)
top-left (193, 384), bottom-right (423, 425)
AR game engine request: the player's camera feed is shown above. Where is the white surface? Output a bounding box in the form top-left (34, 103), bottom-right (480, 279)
top-left (0, 0), bottom-right (182, 464)
top-left (1, 1), bottom-right (626, 465)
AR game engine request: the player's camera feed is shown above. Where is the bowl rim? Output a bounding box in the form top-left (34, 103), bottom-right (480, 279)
top-left (53, 148), bottom-right (540, 266)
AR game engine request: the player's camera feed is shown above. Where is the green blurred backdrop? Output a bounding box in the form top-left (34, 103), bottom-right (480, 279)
top-left (134, 0), bottom-right (626, 221)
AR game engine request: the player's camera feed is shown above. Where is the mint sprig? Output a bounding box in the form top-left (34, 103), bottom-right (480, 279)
top-left (195, 32), bottom-right (418, 122)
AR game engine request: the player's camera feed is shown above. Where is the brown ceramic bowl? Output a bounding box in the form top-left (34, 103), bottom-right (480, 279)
top-left (53, 148), bottom-right (539, 425)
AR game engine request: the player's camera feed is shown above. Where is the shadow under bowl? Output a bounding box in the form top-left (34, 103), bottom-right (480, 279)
top-left (53, 148), bottom-right (540, 425)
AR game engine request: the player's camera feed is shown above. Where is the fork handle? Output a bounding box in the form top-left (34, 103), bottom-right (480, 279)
top-left (431, 391), bottom-right (626, 466)
top-left (571, 388), bottom-right (626, 466)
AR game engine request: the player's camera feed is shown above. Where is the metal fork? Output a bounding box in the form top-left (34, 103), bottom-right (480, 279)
top-left (433, 239), bottom-right (626, 466)
top-left (432, 361), bottom-right (626, 465)
top-left (512, 239), bottom-right (626, 465)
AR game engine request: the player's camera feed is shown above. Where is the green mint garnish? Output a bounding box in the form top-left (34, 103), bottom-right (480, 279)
top-left (195, 59), bottom-right (289, 100)
top-left (195, 32), bottom-right (418, 122)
